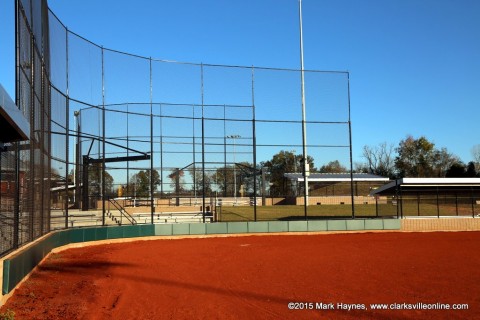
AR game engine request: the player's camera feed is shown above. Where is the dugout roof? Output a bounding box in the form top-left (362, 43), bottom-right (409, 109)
top-left (370, 178), bottom-right (480, 196)
top-left (0, 84), bottom-right (30, 143)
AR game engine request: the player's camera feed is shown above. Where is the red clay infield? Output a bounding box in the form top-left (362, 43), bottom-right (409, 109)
top-left (1, 231), bottom-right (479, 319)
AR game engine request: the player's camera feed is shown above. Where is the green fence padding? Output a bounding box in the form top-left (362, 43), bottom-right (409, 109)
top-left (6, 234), bottom-right (62, 295)
top-left (123, 225), bottom-right (141, 238)
top-left (140, 225), bottom-right (155, 237)
top-left (55, 230), bottom-right (69, 247)
top-left (327, 220), bottom-right (347, 231)
top-left (7, 255), bottom-right (22, 296)
top-left (43, 233), bottom-right (58, 253)
top-left (21, 250), bottom-right (32, 281)
top-left (95, 227), bottom-right (108, 241)
top-left (206, 223), bottom-right (228, 234)
top-left (154, 224), bottom-right (173, 236)
top-left (172, 224), bottom-right (190, 235)
top-left (227, 222), bottom-right (248, 234)
top-left (83, 228), bottom-right (97, 242)
top-left (107, 226), bottom-right (124, 239)
top-left (288, 221), bottom-right (309, 232)
top-left (69, 228), bottom-right (84, 243)
top-left (28, 244), bottom-right (41, 270)
top-left (268, 221), bottom-right (289, 233)
top-left (307, 220), bottom-right (328, 231)
top-left (383, 219), bottom-right (401, 230)
top-left (347, 220), bottom-right (365, 231)
top-left (364, 219), bottom-right (384, 230)
top-left (189, 223), bottom-right (207, 235)
top-left (21, 246), bottom-right (35, 280)
top-left (248, 221), bottom-right (269, 233)
top-left (2, 260), bottom-right (10, 295)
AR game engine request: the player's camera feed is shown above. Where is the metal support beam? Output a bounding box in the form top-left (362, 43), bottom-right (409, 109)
top-left (82, 155), bottom-right (89, 211)
top-left (87, 154), bottom-right (150, 164)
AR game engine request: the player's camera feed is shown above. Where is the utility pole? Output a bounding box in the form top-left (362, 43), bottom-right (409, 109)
top-left (299, 0), bottom-right (310, 213)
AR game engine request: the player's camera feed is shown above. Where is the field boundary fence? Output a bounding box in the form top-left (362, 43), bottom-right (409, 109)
top-left (3, 0), bottom-right (480, 259)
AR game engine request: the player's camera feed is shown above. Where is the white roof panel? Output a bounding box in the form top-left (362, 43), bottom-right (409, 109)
top-left (370, 178), bottom-right (480, 196)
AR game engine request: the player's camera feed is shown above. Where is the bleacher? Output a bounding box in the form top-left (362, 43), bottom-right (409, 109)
top-left (132, 212), bottom-right (214, 224)
top-left (50, 208), bottom-right (213, 229)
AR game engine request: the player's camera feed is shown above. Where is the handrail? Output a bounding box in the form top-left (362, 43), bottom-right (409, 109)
top-left (108, 198), bottom-right (137, 225)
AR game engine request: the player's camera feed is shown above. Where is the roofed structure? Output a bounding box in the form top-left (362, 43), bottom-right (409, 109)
top-left (284, 173), bottom-right (389, 182)
top-left (0, 84), bottom-right (30, 143)
top-left (370, 178), bottom-right (480, 196)
top-left (369, 178), bottom-right (480, 218)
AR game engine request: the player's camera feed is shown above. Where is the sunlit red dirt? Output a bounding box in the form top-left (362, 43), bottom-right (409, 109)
top-left (1, 231), bottom-right (479, 319)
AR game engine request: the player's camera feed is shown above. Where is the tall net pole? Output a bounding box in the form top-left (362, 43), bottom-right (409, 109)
top-left (299, 0), bottom-right (309, 216)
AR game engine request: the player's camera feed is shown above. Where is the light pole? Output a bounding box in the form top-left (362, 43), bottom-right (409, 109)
top-left (227, 135), bottom-right (240, 204)
top-left (299, 0), bottom-right (309, 211)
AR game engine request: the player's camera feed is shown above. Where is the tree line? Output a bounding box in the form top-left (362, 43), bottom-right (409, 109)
top-left (358, 136), bottom-right (480, 179)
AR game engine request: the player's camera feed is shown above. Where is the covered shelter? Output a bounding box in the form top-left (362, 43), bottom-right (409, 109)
top-left (0, 84), bottom-right (30, 144)
top-left (370, 178), bottom-right (480, 218)
top-left (284, 172), bottom-right (389, 197)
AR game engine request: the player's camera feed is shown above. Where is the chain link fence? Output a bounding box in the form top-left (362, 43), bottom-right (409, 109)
top-left (2, 0), bottom-right (359, 257)
top-left (1, 0), bottom-right (54, 257)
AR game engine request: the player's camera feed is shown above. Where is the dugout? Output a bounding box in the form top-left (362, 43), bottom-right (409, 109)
top-left (370, 178), bottom-right (480, 218)
top-left (0, 84), bottom-right (30, 144)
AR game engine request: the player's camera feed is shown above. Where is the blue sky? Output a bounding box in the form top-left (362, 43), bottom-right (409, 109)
top-left (1, 0), bottom-right (479, 165)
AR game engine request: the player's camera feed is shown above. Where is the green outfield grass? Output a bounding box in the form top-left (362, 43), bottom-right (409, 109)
top-left (216, 203), bottom-right (478, 222)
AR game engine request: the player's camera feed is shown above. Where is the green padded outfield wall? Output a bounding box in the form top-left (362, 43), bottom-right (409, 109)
top-left (2, 219), bottom-right (400, 295)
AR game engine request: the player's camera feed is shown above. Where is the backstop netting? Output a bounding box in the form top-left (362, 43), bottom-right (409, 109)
top-left (2, 0), bottom-right (359, 257)
top-left (2, 0), bottom-right (478, 258)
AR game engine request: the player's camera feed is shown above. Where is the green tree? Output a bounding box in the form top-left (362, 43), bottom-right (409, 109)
top-left (261, 150), bottom-right (315, 196)
top-left (88, 163), bottom-right (114, 196)
top-left (188, 166), bottom-right (214, 195)
top-left (215, 165), bottom-right (233, 196)
top-left (445, 162), bottom-right (466, 177)
top-left (214, 162), bottom-right (256, 197)
top-left (168, 168), bottom-right (186, 194)
top-left (472, 145), bottom-right (480, 172)
top-left (395, 135), bottom-right (459, 178)
top-left (319, 160), bottom-right (347, 173)
top-left (465, 161), bottom-right (478, 177)
top-left (395, 135), bottom-right (437, 177)
top-left (130, 169), bottom-right (160, 197)
top-left (433, 148), bottom-right (460, 177)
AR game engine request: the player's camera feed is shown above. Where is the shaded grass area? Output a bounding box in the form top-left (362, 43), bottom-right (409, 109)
top-left (216, 203), bottom-right (478, 222)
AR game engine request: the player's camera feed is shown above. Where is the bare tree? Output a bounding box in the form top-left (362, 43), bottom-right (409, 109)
top-left (433, 148), bottom-right (460, 177)
top-left (472, 145), bottom-right (480, 171)
top-left (362, 142), bottom-right (396, 178)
